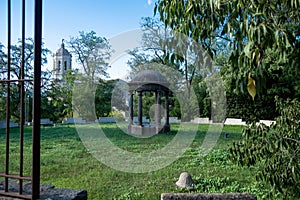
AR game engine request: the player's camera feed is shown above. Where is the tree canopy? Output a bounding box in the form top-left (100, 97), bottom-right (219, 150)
top-left (155, 0), bottom-right (300, 96)
top-left (68, 31), bottom-right (112, 82)
top-left (155, 1), bottom-right (300, 198)
top-left (0, 39), bottom-right (50, 121)
top-left (68, 31), bottom-right (113, 121)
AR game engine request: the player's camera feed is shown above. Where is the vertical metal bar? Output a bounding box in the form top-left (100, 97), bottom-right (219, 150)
top-left (129, 93), bottom-right (133, 124)
top-left (5, 0), bottom-right (11, 193)
top-left (155, 90), bottom-right (161, 127)
top-left (165, 92), bottom-right (169, 125)
top-left (32, 0), bottom-right (42, 198)
top-left (137, 91), bottom-right (143, 126)
top-left (19, 0), bottom-right (26, 194)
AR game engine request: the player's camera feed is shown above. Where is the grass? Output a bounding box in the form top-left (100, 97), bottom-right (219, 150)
top-left (0, 123), bottom-right (269, 199)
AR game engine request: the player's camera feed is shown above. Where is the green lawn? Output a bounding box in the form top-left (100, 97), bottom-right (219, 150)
top-left (0, 124), bottom-right (269, 199)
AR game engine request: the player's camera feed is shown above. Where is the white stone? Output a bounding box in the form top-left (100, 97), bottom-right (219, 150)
top-left (191, 117), bottom-right (210, 124)
top-left (258, 120), bottom-right (276, 127)
top-left (175, 172), bottom-right (195, 188)
top-left (224, 118), bottom-right (246, 126)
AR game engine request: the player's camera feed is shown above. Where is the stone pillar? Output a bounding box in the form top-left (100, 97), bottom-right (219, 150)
top-left (164, 91), bottom-right (170, 132)
top-left (137, 91), bottom-right (143, 126)
top-left (129, 92), bottom-right (134, 125)
top-left (155, 90), bottom-right (162, 132)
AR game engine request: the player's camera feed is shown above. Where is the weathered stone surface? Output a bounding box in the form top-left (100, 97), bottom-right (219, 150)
top-left (0, 181), bottom-right (87, 200)
top-left (175, 172), bottom-right (195, 188)
top-left (161, 193), bottom-right (257, 200)
top-left (38, 188), bottom-right (87, 200)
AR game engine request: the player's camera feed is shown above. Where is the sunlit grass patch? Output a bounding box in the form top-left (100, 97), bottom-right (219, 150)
top-left (0, 124), bottom-right (268, 199)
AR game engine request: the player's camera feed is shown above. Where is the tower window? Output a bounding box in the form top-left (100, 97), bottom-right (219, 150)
top-left (64, 61), bottom-right (67, 70)
top-left (58, 61), bottom-right (61, 71)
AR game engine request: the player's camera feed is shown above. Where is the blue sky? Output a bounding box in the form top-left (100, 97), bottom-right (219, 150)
top-left (0, 0), bottom-right (156, 79)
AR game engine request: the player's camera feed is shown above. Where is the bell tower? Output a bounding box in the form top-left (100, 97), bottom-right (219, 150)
top-left (53, 39), bottom-right (72, 80)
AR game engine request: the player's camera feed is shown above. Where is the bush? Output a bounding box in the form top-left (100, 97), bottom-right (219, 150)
top-left (229, 97), bottom-right (300, 199)
top-left (109, 110), bottom-right (125, 122)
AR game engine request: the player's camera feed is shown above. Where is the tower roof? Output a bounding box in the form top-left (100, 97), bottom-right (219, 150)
top-left (54, 41), bottom-right (71, 57)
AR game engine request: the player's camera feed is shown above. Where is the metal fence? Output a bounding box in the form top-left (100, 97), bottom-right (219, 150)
top-left (0, 0), bottom-right (42, 199)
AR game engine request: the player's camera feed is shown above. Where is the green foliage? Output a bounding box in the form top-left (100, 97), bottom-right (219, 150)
top-left (155, 0), bottom-right (300, 96)
top-left (68, 31), bottom-right (112, 82)
top-left (223, 60), bottom-right (298, 121)
top-left (109, 110), bottom-right (125, 122)
top-left (229, 97), bottom-right (300, 199)
top-left (128, 17), bottom-right (212, 114)
top-left (226, 93), bottom-right (276, 122)
top-left (67, 31), bottom-right (113, 121)
top-left (72, 78), bottom-right (97, 121)
top-left (0, 38), bottom-right (50, 80)
top-left (95, 79), bottom-right (122, 118)
top-left (0, 39), bottom-right (50, 122)
top-left (42, 70), bottom-right (77, 122)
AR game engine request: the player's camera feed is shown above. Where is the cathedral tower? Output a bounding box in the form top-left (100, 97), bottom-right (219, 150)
top-left (53, 40), bottom-right (72, 80)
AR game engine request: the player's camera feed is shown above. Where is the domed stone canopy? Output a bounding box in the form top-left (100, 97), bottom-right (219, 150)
top-left (129, 70), bottom-right (169, 91)
top-left (128, 70), bottom-right (171, 135)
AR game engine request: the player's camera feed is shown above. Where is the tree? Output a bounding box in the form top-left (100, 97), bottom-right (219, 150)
top-left (127, 17), bottom-right (213, 120)
top-left (68, 31), bottom-right (112, 82)
top-left (155, 0), bottom-right (300, 97)
top-left (229, 97), bottom-right (300, 199)
top-left (0, 39), bottom-right (50, 122)
top-left (156, 1), bottom-right (300, 196)
top-left (42, 70), bottom-right (77, 122)
top-left (68, 31), bottom-right (113, 121)
top-left (128, 17), bottom-right (209, 98)
top-left (95, 79), bottom-right (118, 118)
top-left (0, 43), bottom-right (6, 79)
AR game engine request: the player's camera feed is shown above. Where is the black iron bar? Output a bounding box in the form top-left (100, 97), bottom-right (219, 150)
top-left (32, 0), bottom-right (42, 199)
top-left (19, 0), bottom-right (26, 194)
top-left (4, 0), bottom-right (11, 193)
top-left (0, 79), bottom-right (33, 83)
top-left (0, 173), bottom-right (31, 181)
top-left (0, 1), bottom-right (43, 199)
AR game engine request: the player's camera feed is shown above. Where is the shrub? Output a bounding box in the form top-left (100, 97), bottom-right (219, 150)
top-left (229, 97), bottom-right (300, 199)
top-left (109, 110), bottom-right (125, 122)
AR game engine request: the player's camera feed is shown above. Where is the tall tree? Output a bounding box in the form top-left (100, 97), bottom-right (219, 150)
top-left (68, 31), bottom-right (112, 121)
top-left (128, 17), bottom-right (214, 98)
top-left (155, 1), bottom-right (300, 197)
top-left (0, 43), bottom-right (6, 80)
top-left (68, 31), bottom-right (112, 82)
top-left (0, 39), bottom-right (50, 121)
top-left (127, 18), bottom-right (212, 120)
top-left (42, 70), bottom-right (78, 122)
top-left (155, 0), bottom-right (300, 97)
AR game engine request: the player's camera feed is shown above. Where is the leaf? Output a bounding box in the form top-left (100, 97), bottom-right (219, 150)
top-left (247, 73), bottom-right (256, 100)
top-left (244, 42), bottom-right (252, 58)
